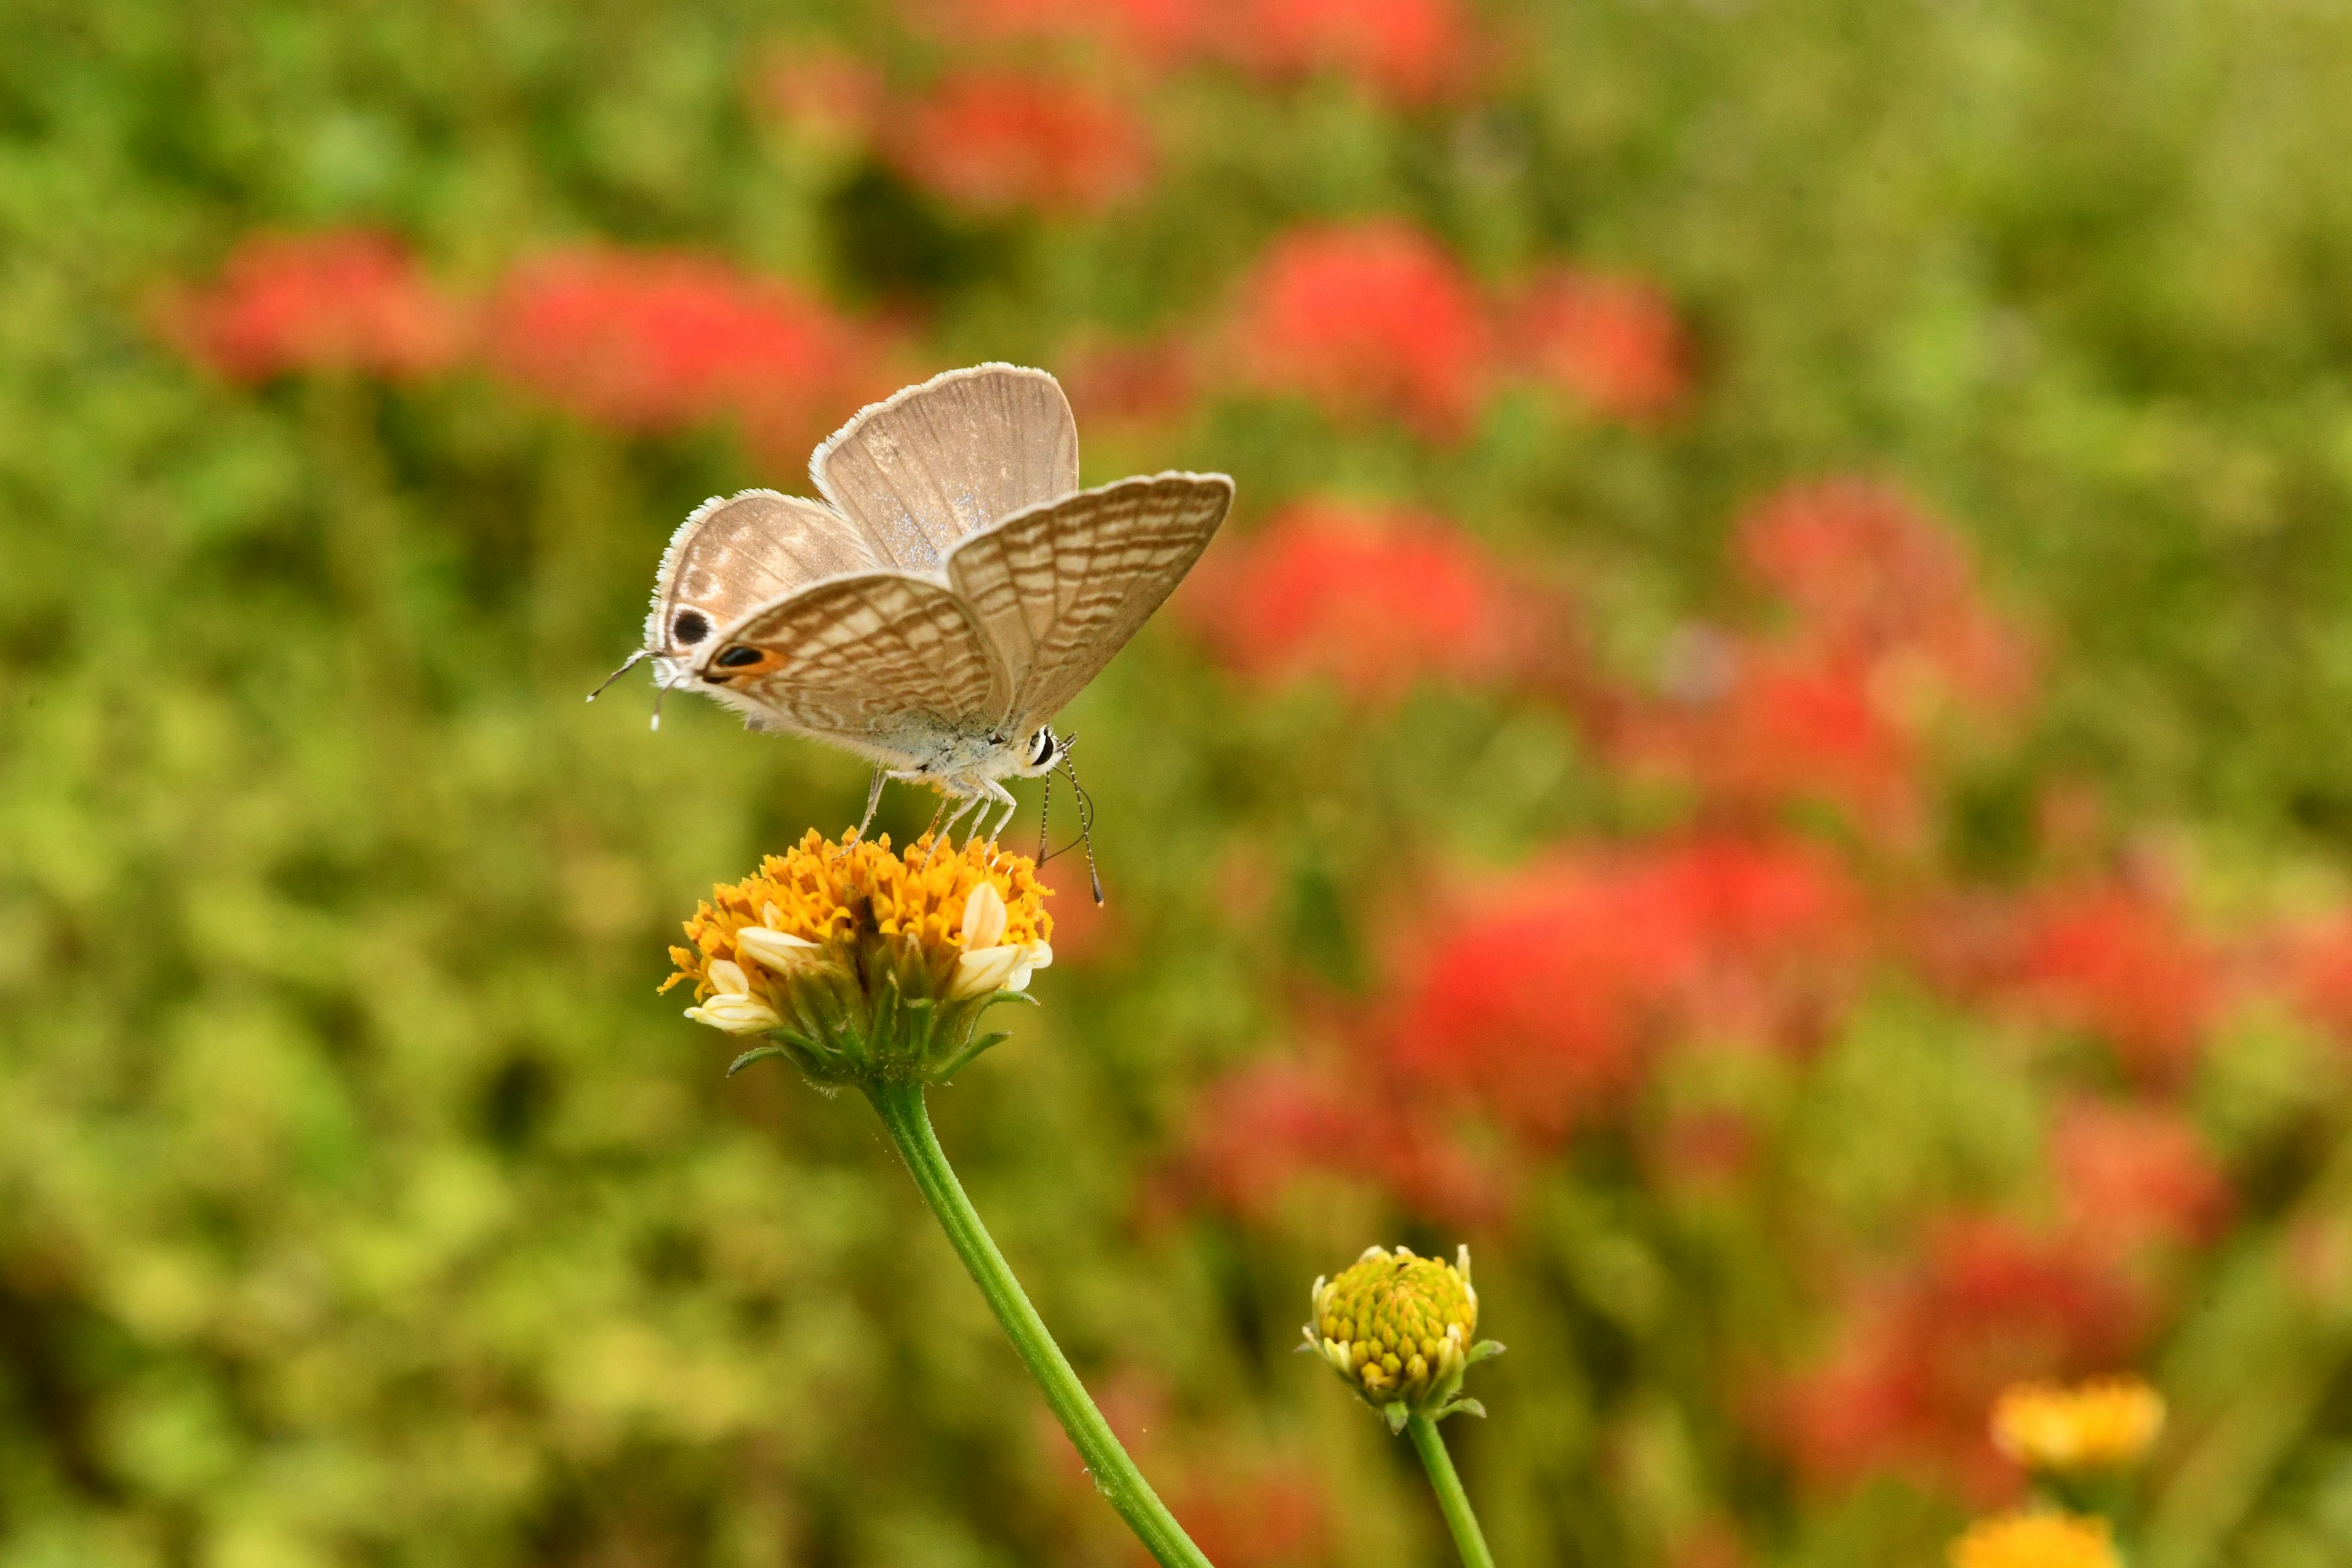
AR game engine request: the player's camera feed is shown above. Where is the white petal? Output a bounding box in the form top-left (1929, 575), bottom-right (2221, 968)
top-left (708, 959), bottom-right (753, 996)
top-left (736, 925), bottom-right (821, 973)
top-left (950, 943), bottom-right (1022, 1000)
top-left (684, 993), bottom-right (783, 1035)
top-left (960, 881), bottom-right (1008, 951)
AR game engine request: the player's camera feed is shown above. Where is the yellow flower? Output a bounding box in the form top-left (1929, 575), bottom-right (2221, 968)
top-left (663, 829), bottom-right (1054, 1084)
top-left (1949, 1512), bottom-right (2119, 1568)
top-left (1303, 1245), bottom-right (1501, 1430)
top-left (1991, 1377), bottom-right (2165, 1472)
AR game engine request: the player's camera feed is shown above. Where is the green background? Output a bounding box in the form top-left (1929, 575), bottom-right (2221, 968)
top-left (10, 1), bottom-right (2352, 1563)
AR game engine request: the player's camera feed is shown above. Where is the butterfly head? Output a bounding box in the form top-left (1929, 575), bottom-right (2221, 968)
top-left (1015, 726), bottom-right (1063, 778)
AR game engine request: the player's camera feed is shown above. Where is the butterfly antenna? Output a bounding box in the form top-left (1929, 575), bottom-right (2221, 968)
top-left (1036, 765), bottom-right (1053, 863)
top-left (586, 649), bottom-right (650, 703)
top-left (1062, 752), bottom-right (1105, 905)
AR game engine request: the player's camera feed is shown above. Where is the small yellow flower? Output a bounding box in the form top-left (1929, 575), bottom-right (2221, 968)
top-left (663, 829), bottom-right (1054, 1084)
top-left (1303, 1245), bottom-right (1501, 1429)
top-left (1949, 1512), bottom-right (2119, 1568)
top-left (1991, 1377), bottom-right (2165, 1473)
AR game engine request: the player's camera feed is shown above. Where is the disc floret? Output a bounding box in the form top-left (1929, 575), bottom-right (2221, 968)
top-left (1303, 1245), bottom-right (1502, 1433)
top-left (663, 829), bottom-right (1053, 1085)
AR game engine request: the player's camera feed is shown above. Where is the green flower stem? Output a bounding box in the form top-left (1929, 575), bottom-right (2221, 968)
top-left (1407, 1412), bottom-right (1497, 1568)
top-left (865, 1077), bottom-right (1215, 1568)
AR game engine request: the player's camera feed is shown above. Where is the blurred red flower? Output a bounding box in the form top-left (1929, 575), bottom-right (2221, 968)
top-left (1738, 481), bottom-right (2030, 714)
top-left (1182, 500), bottom-right (1524, 703)
top-left (2051, 1098), bottom-right (2231, 1251)
top-left (1183, 1059), bottom-right (1501, 1223)
top-left (1388, 836), bottom-right (1863, 1139)
top-left (1648, 834), bottom-right (1868, 1050)
top-left (1505, 267), bottom-right (1691, 423)
top-left (2288, 911), bottom-right (2352, 1047)
top-left (887, 70), bottom-right (1153, 216)
top-left (1634, 653), bottom-right (1921, 840)
top-left (483, 251), bottom-right (878, 450)
top-left (1773, 1216), bottom-right (2154, 1502)
top-left (160, 231), bottom-right (469, 384)
top-left (1388, 856), bottom-right (1683, 1137)
top-left (2015, 883), bottom-right (2218, 1082)
top-left (1232, 222), bottom-right (1491, 440)
top-left (1619, 482), bottom-right (2032, 843)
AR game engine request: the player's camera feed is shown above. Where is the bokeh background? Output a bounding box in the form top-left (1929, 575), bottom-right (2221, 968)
top-left (9, 1), bottom-right (2352, 1564)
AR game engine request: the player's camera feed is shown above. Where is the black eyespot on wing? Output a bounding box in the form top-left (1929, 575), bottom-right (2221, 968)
top-left (673, 609), bottom-right (710, 645)
top-left (714, 645), bottom-right (764, 668)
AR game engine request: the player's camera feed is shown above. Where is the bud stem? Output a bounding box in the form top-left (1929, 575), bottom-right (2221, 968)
top-left (1407, 1412), bottom-right (1497, 1568)
top-left (865, 1077), bottom-right (1216, 1568)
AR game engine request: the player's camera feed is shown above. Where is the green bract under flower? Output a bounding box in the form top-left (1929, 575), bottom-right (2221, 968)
top-left (663, 829), bottom-right (1053, 1086)
top-left (1303, 1245), bottom-right (1502, 1430)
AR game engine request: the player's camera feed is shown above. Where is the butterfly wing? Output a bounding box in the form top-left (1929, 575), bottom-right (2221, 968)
top-left (649, 489), bottom-right (883, 657)
top-left (810, 363), bottom-right (1080, 573)
top-left (692, 574), bottom-right (1013, 768)
top-left (947, 472), bottom-right (1234, 735)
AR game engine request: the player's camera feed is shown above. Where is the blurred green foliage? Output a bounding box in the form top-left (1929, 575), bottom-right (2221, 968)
top-left (12, 1), bottom-right (2352, 1566)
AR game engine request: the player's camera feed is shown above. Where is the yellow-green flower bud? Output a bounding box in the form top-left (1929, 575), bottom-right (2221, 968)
top-left (1302, 1245), bottom-right (1502, 1430)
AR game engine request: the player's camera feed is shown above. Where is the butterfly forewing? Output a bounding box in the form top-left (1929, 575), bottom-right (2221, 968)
top-left (810, 364), bottom-right (1080, 573)
top-left (651, 489), bottom-right (881, 654)
top-left (947, 472), bottom-right (1234, 734)
top-left (699, 574), bottom-right (1011, 764)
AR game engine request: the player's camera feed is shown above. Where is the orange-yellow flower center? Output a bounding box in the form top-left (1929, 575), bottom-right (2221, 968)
top-left (662, 830), bottom-right (1053, 1004)
top-left (1949, 1512), bottom-right (2117, 1568)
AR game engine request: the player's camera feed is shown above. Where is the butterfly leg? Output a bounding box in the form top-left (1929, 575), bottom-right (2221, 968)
top-left (853, 767), bottom-right (887, 843)
top-left (981, 780), bottom-right (1019, 847)
top-left (915, 791), bottom-right (951, 858)
top-left (923, 786), bottom-right (979, 865)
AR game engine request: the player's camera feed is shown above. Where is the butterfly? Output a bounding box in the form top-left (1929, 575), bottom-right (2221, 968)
top-left (598, 363), bottom-right (1234, 854)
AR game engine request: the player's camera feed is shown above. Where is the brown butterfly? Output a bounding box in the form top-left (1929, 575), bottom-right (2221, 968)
top-left (597, 363), bottom-right (1234, 851)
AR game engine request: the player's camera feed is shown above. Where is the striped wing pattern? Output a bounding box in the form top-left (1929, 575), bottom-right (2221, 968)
top-left (948, 472), bottom-right (1234, 734)
top-left (717, 574), bottom-right (1010, 756)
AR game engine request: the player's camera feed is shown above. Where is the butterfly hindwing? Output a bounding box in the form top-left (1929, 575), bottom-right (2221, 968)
top-left (696, 573), bottom-right (1012, 766)
top-left (810, 364), bottom-right (1080, 573)
top-left (650, 489), bottom-right (881, 656)
top-left (947, 472), bottom-right (1234, 735)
